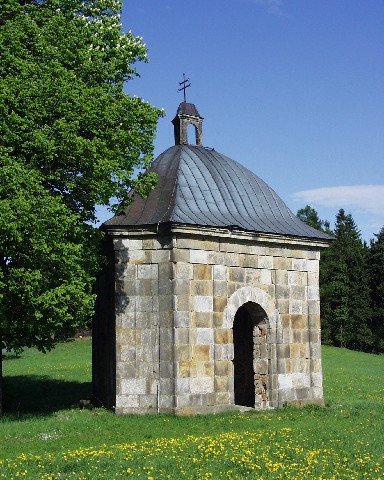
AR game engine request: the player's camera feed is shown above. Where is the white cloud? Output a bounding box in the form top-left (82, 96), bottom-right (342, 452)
top-left (292, 185), bottom-right (384, 216)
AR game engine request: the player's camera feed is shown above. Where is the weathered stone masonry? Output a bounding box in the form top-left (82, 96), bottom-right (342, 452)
top-left (92, 101), bottom-right (331, 415)
top-left (101, 225), bottom-right (325, 415)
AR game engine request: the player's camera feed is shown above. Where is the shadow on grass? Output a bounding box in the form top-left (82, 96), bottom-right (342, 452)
top-left (3, 375), bottom-right (91, 419)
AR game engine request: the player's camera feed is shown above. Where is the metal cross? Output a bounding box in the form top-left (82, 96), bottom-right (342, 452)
top-left (178, 73), bottom-right (191, 102)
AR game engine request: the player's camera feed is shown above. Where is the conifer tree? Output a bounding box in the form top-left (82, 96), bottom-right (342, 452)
top-left (368, 227), bottom-right (384, 352)
top-left (320, 209), bottom-right (373, 351)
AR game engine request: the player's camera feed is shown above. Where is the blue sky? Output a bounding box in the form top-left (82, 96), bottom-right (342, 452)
top-left (115, 0), bottom-right (384, 241)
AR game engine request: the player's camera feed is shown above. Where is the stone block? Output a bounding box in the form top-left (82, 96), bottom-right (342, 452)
top-left (174, 311), bottom-right (190, 328)
top-left (213, 280), bottom-right (227, 297)
top-left (238, 254), bottom-right (258, 269)
top-left (191, 280), bottom-right (213, 296)
top-left (116, 394), bottom-right (140, 408)
top-left (159, 294), bottom-right (173, 313)
top-left (172, 248), bottom-right (190, 263)
top-left (121, 378), bottom-right (146, 395)
top-left (220, 240), bottom-right (249, 254)
top-left (228, 267), bottom-right (245, 283)
top-left (260, 269), bottom-right (272, 285)
top-left (197, 361), bottom-right (214, 377)
top-left (196, 328), bottom-right (214, 345)
top-left (159, 395), bottom-right (174, 410)
top-left (174, 279), bottom-right (190, 295)
top-left (159, 342), bottom-right (172, 364)
top-left (159, 263), bottom-right (173, 281)
top-left (175, 328), bottom-right (189, 345)
top-left (214, 343), bottom-right (234, 361)
top-left (190, 249), bottom-right (208, 264)
top-left (190, 377), bottom-right (214, 394)
top-left (289, 300), bottom-right (303, 314)
top-left (214, 328), bottom-right (231, 344)
top-left (278, 373), bottom-right (293, 390)
top-left (291, 258), bottom-right (307, 271)
top-left (158, 277), bottom-right (173, 296)
top-left (175, 263), bottom-right (193, 279)
top-left (307, 286), bottom-right (320, 301)
top-left (176, 345), bottom-right (191, 362)
top-left (290, 314), bottom-right (307, 329)
top-left (160, 361), bottom-right (174, 378)
top-left (213, 295), bottom-right (227, 313)
top-left (192, 345), bottom-right (211, 361)
top-left (307, 271), bottom-right (319, 286)
top-left (151, 250), bottom-right (171, 263)
top-left (288, 271), bottom-right (307, 286)
top-left (214, 376), bottom-right (229, 392)
top-left (277, 343), bottom-right (290, 359)
top-left (193, 264), bottom-right (212, 280)
top-left (224, 252), bottom-right (239, 266)
top-left (308, 300), bottom-right (320, 315)
top-left (213, 312), bottom-right (224, 327)
top-left (273, 257), bottom-right (292, 271)
top-left (175, 294), bottom-right (190, 312)
top-left (194, 295), bottom-right (213, 312)
top-left (258, 255), bottom-right (273, 269)
top-left (213, 264), bottom-right (227, 281)
top-left (137, 264), bottom-right (158, 280)
top-left (290, 343), bottom-right (308, 358)
top-left (191, 311), bottom-right (212, 328)
top-left (215, 360), bottom-right (231, 376)
top-left (121, 313), bottom-right (135, 328)
top-left (175, 378), bottom-right (190, 394)
top-left (308, 314), bottom-right (321, 329)
top-left (216, 392), bottom-right (231, 405)
top-left (307, 260), bottom-right (319, 273)
top-left (274, 269), bottom-right (288, 286)
top-left (208, 251), bottom-right (225, 265)
top-left (309, 329), bottom-right (321, 344)
top-left (276, 285), bottom-right (290, 299)
top-left (276, 298), bottom-right (289, 314)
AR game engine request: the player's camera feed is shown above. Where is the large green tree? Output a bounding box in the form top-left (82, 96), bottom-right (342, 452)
top-left (1, 0), bottom-right (162, 221)
top-left (0, 0), bottom-right (162, 413)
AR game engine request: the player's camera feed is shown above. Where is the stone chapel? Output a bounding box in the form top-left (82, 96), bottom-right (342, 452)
top-left (92, 101), bottom-right (332, 415)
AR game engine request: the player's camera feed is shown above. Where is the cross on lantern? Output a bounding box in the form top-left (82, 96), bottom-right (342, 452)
top-left (178, 73), bottom-right (191, 102)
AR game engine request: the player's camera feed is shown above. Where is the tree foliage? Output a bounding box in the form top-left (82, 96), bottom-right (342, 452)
top-left (368, 228), bottom-right (384, 352)
top-left (0, 1), bottom-right (161, 357)
top-left (297, 205), bottom-right (331, 233)
top-left (0, 155), bottom-right (95, 352)
top-left (0, 0), bottom-right (162, 221)
top-left (297, 206), bottom-right (382, 353)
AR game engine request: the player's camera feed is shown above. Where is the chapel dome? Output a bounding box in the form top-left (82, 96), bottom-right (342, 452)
top-left (104, 103), bottom-right (330, 241)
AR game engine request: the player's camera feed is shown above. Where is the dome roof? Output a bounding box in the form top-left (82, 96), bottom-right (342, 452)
top-left (104, 144), bottom-right (331, 241)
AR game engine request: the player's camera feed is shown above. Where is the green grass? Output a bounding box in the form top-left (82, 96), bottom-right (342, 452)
top-left (1, 339), bottom-right (383, 479)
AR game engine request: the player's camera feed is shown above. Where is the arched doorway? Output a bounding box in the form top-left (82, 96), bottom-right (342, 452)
top-left (233, 302), bottom-right (269, 408)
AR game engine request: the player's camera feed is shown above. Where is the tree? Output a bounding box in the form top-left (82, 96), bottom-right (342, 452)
top-left (0, 0), bottom-right (162, 413)
top-left (320, 209), bottom-right (373, 351)
top-left (0, 0), bottom-right (162, 220)
top-left (0, 155), bottom-right (96, 414)
top-left (297, 205), bottom-right (331, 233)
top-left (368, 228), bottom-right (384, 352)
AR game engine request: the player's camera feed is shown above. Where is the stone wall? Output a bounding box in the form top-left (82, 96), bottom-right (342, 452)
top-left (108, 225), bottom-right (326, 415)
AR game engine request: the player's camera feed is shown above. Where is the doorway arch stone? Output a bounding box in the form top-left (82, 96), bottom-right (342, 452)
top-left (223, 286), bottom-right (279, 408)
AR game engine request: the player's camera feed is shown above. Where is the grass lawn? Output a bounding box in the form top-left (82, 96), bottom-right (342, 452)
top-left (1, 338), bottom-right (383, 479)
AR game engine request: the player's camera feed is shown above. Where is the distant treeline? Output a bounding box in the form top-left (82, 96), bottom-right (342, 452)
top-left (297, 206), bottom-right (384, 354)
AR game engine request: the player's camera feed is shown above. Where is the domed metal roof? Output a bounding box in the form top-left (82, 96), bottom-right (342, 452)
top-left (104, 144), bottom-right (331, 241)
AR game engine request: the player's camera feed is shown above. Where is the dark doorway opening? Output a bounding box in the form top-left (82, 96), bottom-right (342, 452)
top-left (233, 302), bottom-right (269, 408)
top-left (233, 305), bottom-right (255, 407)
